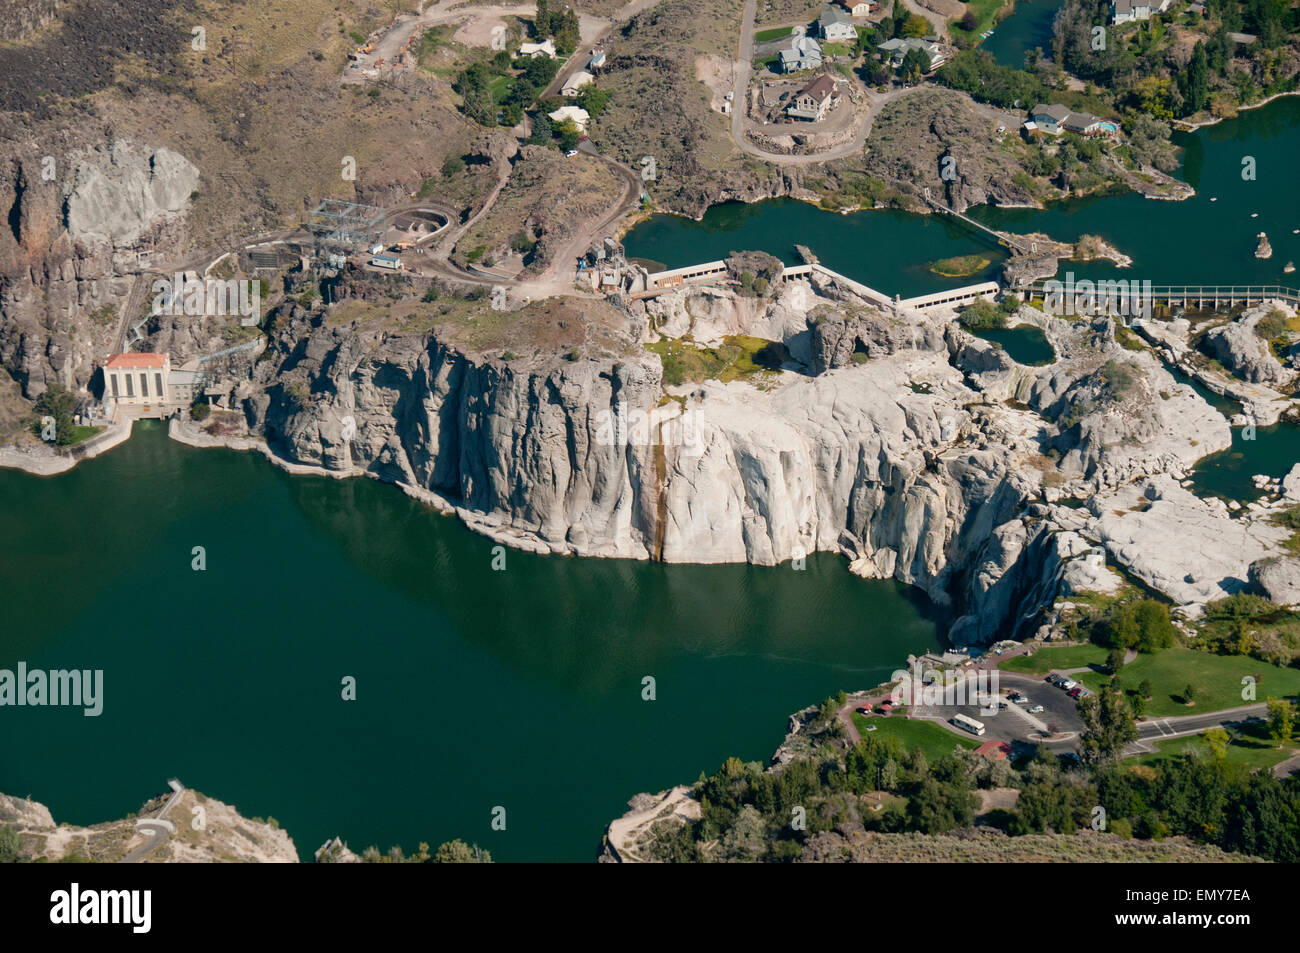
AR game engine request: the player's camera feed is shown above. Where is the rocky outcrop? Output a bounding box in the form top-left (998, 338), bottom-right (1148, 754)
top-left (1250, 556), bottom-right (1300, 607)
top-left (0, 0), bottom-right (64, 42)
top-left (1284, 464), bottom-right (1300, 501)
top-left (0, 786), bottom-right (298, 862)
top-left (810, 301), bottom-right (946, 373)
top-left (0, 137), bottom-right (202, 398)
top-left (65, 140), bottom-right (199, 251)
top-left (1093, 475), bottom-right (1291, 609)
top-left (1202, 307), bottom-right (1293, 386)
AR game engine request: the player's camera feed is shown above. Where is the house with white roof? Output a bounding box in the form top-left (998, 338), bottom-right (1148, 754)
top-left (548, 105), bottom-right (590, 131)
top-left (562, 70), bottom-right (595, 96)
top-left (1110, 0), bottom-right (1170, 24)
top-left (517, 38), bottom-right (557, 58)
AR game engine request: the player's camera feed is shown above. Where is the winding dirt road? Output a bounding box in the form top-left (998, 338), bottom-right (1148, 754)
top-left (729, 0), bottom-right (922, 165)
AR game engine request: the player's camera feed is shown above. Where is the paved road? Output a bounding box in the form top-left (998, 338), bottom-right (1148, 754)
top-left (124, 780), bottom-right (184, 863)
top-left (1273, 753), bottom-right (1300, 778)
top-left (1124, 703), bottom-right (1269, 756)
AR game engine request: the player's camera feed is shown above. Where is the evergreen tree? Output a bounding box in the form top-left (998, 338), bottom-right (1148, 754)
top-left (1182, 41), bottom-right (1208, 116)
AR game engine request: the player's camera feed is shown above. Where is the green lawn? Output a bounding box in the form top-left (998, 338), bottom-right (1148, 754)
top-left (1131, 720), bottom-right (1300, 772)
top-left (950, 0), bottom-right (1011, 36)
top-left (821, 42), bottom-right (853, 58)
top-left (999, 643), bottom-right (1110, 675)
top-left (487, 74), bottom-right (512, 101)
top-left (851, 713), bottom-right (980, 760)
top-left (755, 26), bottom-right (794, 42)
top-left (1079, 648), bottom-right (1300, 717)
top-left (66, 425), bottom-right (104, 446)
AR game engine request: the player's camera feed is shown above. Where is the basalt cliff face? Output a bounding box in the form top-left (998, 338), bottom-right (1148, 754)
top-left (0, 135), bottom-right (201, 400)
top-left (209, 275), bottom-right (1280, 644)
top-left (232, 292), bottom-right (1037, 638)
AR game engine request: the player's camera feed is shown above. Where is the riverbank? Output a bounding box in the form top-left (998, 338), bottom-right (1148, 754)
top-left (0, 419), bottom-right (133, 476)
top-left (1176, 90), bottom-right (1300, 131)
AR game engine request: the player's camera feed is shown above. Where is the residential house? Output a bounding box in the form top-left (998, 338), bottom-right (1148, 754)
top-left (104, 353), bottom-right (171, 407)
top-left (587, 49), bottom-right (606, 69)
top-left (839, 0), bottom-right (874, 15)
top-left (548, 104), bottom-right (591, 131)
top-left (778, 35), bottom-right (823, 72)
top-left (877, 37), bottom-right (945, 70)
top-left (562, 70), bottom-right (595, 96)
top-left (1028, 103), bottom-right (1070, 134)
top-left (1110, 0), bottom-right (1170, 24)
top-left (516, 38), bottom-right (557, 58)
top-left (1028, 103), bottom-right (1110, 136)
top-left (818, 4), bottom-right (857, 41)
top-left (786, 75), bottom-right (837, 121)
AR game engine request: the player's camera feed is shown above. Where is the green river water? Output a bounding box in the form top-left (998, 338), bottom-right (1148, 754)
top-left (0, 423), bottom-right (942, 861)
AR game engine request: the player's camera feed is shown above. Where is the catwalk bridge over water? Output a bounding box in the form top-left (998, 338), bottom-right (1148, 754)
top-left (1023, 281), bottom-right (1300, 311)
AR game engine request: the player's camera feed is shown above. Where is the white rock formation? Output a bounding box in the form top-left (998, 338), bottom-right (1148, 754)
top-left (65, 140), bottom-right (200, 248)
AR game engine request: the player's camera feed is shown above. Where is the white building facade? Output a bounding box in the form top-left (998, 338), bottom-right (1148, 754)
top-left (104, 353), bottom-right (171, 407)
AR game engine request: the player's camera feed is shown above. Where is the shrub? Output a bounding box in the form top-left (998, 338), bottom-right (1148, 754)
top-left (190, 402), bottom-right (211, 422)
top-left (1099, 359), bottom-right (1137, 400)
top-left (958, 299), bottom-right (1007, 330)
top-left (1254, 310), bottom-right (1287, 340)
top-left (0, 824), bottom-right (20, 863)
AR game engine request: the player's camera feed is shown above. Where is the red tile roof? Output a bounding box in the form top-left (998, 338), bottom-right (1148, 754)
top-left (975, 740), bottom-right (1012, 760)
top-left (106, 353), bottom-right (167, 369)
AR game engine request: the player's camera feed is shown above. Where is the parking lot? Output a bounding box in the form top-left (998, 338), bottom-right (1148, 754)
top-left (908, 672), bottom-right (1085, 751)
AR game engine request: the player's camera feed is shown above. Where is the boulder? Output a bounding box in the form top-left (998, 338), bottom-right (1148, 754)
top-left (1201, 309), bottom-right (1292, 386)
top-left (1249, 556), bottom-right (1300, 607)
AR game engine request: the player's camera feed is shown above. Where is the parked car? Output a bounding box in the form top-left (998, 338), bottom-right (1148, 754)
top-left (565, 149), bottom-right (578, 157)
top-left (1044, 674), bottom-right (1058, 683)
top-left (1009, 692), bottom-right (1027, 704)
top-left (1068, 687), bottom-right (1083, 699)
top-left (1059, 679), bottom-right (1077, 691)
top-left (1028, 705), bottom-right (1044, 713)
top-left (855, 707), bottom-right (871, 715)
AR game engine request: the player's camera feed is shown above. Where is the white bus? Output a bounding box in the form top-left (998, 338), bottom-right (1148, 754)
top-left (952, 714), bottom-right (986, 736)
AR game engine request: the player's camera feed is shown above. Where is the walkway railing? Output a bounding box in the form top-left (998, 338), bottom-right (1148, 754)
top-left (1023, 281), bottom-right (1300, 310)
top-left (920, 194), bottom-right (1031, 254)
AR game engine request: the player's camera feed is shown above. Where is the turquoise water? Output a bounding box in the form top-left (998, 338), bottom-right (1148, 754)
top-left (973, 324), bottom-right (1056, 365)
top-left (625, 97), bottom-right (1300, 294)
top-left (981, 0), bottom-right (1065, 69)
top-left (624, 198), bottom-right (1007, 299)
top-left (0, 423), bottom-right (944, 860)
top-left (1189, 422), bottom-right (1300, 502)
